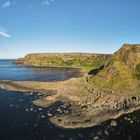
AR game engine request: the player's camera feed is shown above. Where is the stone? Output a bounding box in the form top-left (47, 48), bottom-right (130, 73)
top-left (57, 108), bottom-right (62, 113)
top-left (38, 108), bottom-right (43, 111)
top-left (48, 113), bottom-right (52, 117)
top-left (29, 92), bottom-right (33, 96)
top-left (30, 107), bottom-right (34, 111)
top-left (110, 120), bottom-right (117, 126)
top-left (124, 117), bottom-right (131, 121)
top-left (104, 130), bottom-right (109, 136)
top-left (41, 115), bottom-right (46, 118)
top-left (93, 136), bottom-right (99, 140)
top-left (25, 108), bottom-right (29, 112)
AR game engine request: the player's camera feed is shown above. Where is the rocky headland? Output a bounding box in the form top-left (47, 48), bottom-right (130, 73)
top-left (1, 44), bottom-right (140, 129)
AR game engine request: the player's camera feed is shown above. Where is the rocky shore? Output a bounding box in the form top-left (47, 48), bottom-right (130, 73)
top-left (0, 76), bottom-right (140, 129)
top-left (46, 78), bottom-right (140, 129)
top-left (0, 80), bottom-right (58, 95)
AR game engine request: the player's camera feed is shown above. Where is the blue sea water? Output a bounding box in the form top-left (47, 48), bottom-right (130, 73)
top-left (0, 60), bottom-right (81, 81)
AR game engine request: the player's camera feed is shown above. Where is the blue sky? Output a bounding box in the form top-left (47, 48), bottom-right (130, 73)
top-left (0, 0), bottom-right (140, 58)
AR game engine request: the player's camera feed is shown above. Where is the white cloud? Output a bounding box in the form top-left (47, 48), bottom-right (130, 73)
top-left (2, 1), bottom-right (11, 8)
top-left (0, 29), bottom-right (11, 38)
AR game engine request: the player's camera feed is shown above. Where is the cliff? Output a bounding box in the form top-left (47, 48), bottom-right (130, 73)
top-left (16, 53), bottom-right (111, 71)
top-left (89, 44), bottom-right (140, 90)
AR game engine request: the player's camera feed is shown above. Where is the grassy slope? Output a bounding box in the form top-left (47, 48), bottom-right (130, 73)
top-left (89, 44), bottom-right (140, 90)
top-left (17, 53), bottom-right (111, 72)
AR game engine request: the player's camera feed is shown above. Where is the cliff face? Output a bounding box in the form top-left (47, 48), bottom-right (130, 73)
top-left (16, 53), bottom-right (111, 71)
top-left (89, 44), bottom-right (140, 90)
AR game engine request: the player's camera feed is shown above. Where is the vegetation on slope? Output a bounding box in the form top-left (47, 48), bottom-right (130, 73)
top-left (135, 64), bottom-right (140, 80)
top-left (17, 53), bottom-right (111, 71)
top-left (89, 44), bottom-right (140, 90)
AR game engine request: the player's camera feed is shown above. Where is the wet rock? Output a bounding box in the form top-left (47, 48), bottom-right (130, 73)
top-left (41, 115), bottom-right (46, 118)
top-left (104, 130), bottom-right (109, 136)
top-left (30, 107), bottom-right (34, 111)
top-left (25, 108), bottom-right (29, 112)
top-left (64, 110), bottom-right (69, 114)
top-left (29, 92), bottom-right (33, 96)
top-left (93, 136), bottom-right (99, 140)
top-left (57, 108), bottom-right (62, 113)
top-left (124, 117), bottom-right (131, 121)
top-left (110, 120), bottom-right (117, 126)
top-left (48, 113), bottom-right (52, 117)
top-left (38, 108), bottom-right (43, 111)
top-left (62, 105), bottom-right (66, 109)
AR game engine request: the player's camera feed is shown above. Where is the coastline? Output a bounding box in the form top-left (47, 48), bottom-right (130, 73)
top-left (0, 75), bottom-right (140, 129)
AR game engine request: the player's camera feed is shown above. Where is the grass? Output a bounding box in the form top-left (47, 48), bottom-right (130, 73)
top-left (135, 64), bottom-right (140, 80)
top-left (19, 53), bottom-right (109, 72)
top-left (89, 58), bottom-right (136, 90)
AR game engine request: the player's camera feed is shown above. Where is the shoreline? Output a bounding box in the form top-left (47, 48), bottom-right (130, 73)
top-left (0, 76), bottom-right (140, 129)
top-left (16, 63), bottom-right (83, 70)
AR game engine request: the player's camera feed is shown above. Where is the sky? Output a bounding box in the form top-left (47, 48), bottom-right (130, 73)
top-left (0, 0), bottom-right (140, 58)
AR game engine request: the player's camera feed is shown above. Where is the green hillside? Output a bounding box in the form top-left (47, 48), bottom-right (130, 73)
top-left (17, 53), bottom-right (111, 71)
top-left (89, 44), bottom-right (140, 90)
